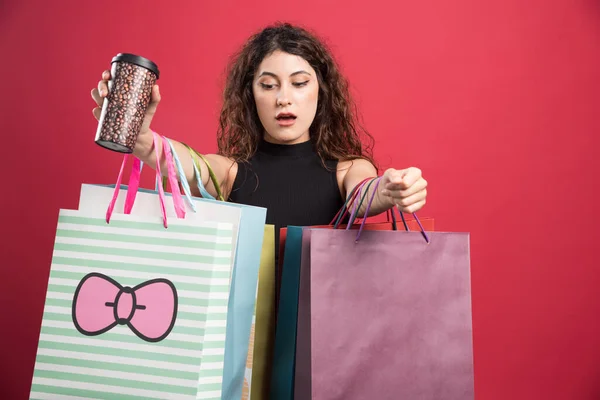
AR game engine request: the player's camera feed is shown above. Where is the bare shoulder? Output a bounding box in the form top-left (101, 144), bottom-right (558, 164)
top-left (202, 154), bottom-right (238, 199)
top-left (336, 158), bottom-right (377, 197)
top-left (336, 158), bottom-right (376, 180)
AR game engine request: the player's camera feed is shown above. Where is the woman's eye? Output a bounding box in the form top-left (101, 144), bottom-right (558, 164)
top-left (260, 83), bottom-right (276, 90)
top-left (293, 81), bottom-right (309, 87)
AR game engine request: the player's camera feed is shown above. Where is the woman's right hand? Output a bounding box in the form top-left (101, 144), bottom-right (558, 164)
top-left (89, 69), bottom-right (234, 200)
top-left (90, 69), bottom-right (161, 152)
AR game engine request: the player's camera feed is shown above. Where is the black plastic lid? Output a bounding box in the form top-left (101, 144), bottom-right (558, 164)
top-left (111, 53), bottom-right (160, 79)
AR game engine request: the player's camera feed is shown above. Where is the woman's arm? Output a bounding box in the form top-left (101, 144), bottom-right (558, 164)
top-left (339, 159), bottom-right (428, 218)
top-left (134, 134), bottom-right (234, 200)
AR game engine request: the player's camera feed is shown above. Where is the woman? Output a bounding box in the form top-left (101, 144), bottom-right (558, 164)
top-left (91, 23), bottom-right (428, 239)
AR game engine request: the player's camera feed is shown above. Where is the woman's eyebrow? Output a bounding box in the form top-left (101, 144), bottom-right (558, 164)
top-left (258, 71), bottom-right (278, 78)
top-left (257, 70), bottom-right (312, 78)
top-left (290, 70), bottom-right (312, 77)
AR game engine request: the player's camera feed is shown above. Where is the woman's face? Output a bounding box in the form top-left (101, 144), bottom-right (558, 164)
top-left (253, 50), bottom-right (319, 144)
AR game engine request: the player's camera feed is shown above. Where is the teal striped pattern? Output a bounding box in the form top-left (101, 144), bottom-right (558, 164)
top-left (30, 210), bottom-right (234, 400)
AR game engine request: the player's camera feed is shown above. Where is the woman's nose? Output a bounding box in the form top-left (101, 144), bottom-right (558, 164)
top-left (276, 86), bottom-right (291, 106)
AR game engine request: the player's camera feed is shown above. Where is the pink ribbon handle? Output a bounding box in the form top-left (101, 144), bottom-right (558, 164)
top-left (124, 158), bottom-right (142, 214)
top-left (106, 154), bottom-right (130, 223)
top-left (161, 135), bottom-right (186, 219)
top-left (151, 131), bottom-right (168, 227)
top-left (123, 133), bottom-right (185, 219)
top-left (106, 131), bottom-right (169, 228)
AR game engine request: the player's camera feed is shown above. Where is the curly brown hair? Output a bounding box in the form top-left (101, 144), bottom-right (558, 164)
top-left (216, 22), bottom-right (376, 167)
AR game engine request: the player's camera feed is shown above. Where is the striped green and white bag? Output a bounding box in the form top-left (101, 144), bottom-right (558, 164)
top-left (30, 132), bottom-right (239, 399)
top-left (77, 134), bottom-right (250, 399)
top-left (79, 183), bottom-right (245, 400)
top-left (29, 210), bottom-right (235, 400)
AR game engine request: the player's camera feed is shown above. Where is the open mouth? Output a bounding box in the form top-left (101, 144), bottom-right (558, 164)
top-left (276, 113), bottom-right (297, 121)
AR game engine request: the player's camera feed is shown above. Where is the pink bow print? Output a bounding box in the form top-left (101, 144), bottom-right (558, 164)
top-left (72, 273), bottom-right (178, 342)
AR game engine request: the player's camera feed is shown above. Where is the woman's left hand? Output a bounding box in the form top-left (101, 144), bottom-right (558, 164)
top-left (380, 167), bottom-right (428, 213)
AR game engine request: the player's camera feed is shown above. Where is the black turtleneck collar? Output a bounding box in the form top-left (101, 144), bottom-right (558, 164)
top-left (257, 139), bottom-right (316, 157)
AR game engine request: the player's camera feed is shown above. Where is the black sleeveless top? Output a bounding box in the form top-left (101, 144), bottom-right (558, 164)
top-left (228, 140), bottom-right (345, 249)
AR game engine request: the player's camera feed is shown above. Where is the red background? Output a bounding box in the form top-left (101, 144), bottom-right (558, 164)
top-left (1, 1), bottom-right (599, 398)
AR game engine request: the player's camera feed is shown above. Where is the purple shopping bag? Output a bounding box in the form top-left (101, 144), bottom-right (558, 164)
top-left (293, 182), bottom-right (474, 400)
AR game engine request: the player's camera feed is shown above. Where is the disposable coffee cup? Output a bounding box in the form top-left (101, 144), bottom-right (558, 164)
top-left (95, 53), bottom-right (160, 153)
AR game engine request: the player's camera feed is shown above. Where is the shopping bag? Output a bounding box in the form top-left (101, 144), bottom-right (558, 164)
top-left (294, 178), bottom-right (474, 400)
top-left (79, 184), bottom-right (246, 398)
top-left (78, 138), bottom-right (268, 400)
top-left (272, 224), bottom-right (435, 399)
top-left (78, 136), bottom-right (246, 398)
top-left (29, 134), bottom-right (236, 399)
top-left (29, 211), bottom-right (234, 400)
top-left (242, 224), bottom-right (276, 400)
top-left (271, 178), bottom-right (435, 400)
